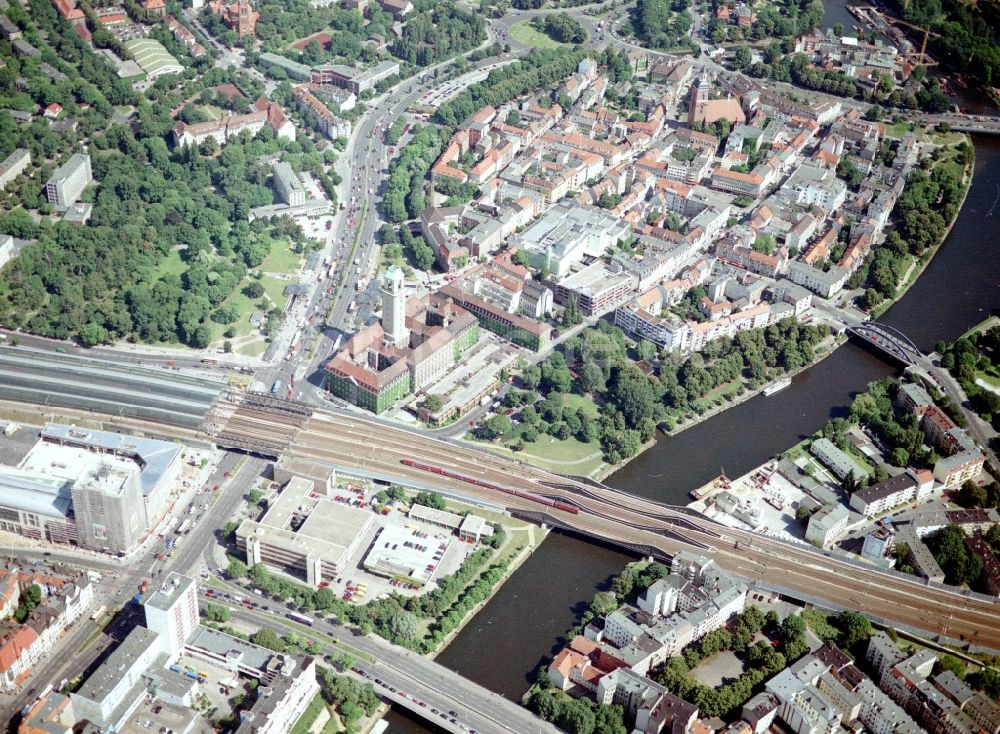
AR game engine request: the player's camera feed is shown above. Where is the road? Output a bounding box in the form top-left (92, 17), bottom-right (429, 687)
top-left (218, 599), bottom-right (559, 734)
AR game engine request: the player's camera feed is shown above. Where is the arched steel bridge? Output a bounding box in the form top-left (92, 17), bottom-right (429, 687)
top-left (847, 322), bottom-right (924, 365)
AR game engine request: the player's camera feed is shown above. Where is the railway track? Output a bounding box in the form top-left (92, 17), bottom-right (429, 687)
top-left (283, 415), bottom-right (1000, 647)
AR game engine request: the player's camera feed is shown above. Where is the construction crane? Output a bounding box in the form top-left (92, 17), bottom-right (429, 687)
top-left (891, 16), bottom-right (940, 65)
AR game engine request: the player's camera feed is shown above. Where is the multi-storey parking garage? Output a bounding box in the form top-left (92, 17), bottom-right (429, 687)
top-left (0, 348), bottom-right (224, 430)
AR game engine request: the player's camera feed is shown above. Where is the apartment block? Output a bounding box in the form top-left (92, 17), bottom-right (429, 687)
top-left (0, 148), bottom-right (30, 190)
top-left (45, 153), bottom-right (91, 208)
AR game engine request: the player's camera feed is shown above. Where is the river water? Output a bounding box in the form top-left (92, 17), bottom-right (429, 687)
top-left (383, 129), bottom-right (1000, 732)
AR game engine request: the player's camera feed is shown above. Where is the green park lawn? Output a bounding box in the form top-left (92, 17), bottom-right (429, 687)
top-left (560, 392), bottom-right (601, 418)
top-left (509, 21), bottom-right (568, 49)
top-left (488, 432), bottom-right (605, 477)
top-left (261, 276), bottom-right (290, 312)
top-left (154, 248), bottom-right (188, 279)
top-left (689, 380), bottom-right (743, 413)
top-left (261, 241), bottom-right (304, 274)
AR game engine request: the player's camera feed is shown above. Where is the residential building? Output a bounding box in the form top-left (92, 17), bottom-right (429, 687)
top-left (614, 303), bottom-right (692, 352)
top-left (964, 536), bottom-right (1000, 596)
top-left (292, 84), bottom-right (350, 139)
top-left (882, 650), bottom-right (936, 707)
top-left (849, 472), bottom-right (918, 517)
top-left (0, 148), bottom-right (30, 190)
top-left (809, 438), bottom-right (869, 481)
top-left (965, 692), bottom-right (1000, 734)
top-left (0, 234), bottom-right (11, 271)
top-left (787, 261), bottom-right (849, 298)
top-left (894, 527), bottom-right (945, 583)
top-left (45, 153), bottom-right (91, 208)
top-left (18, 692), bottom-right (74, 734)
top-left (867, 632), bottom-right (907, 685)
top-left (70, 626), bottom-right (164, 729)
top-left (742, 692), bottom-right (780, 734)
top-left (597, 668), bottom-right (698, 734)
top-left (711, 167), bottom-right (766, 198)
top-left (0, 15), bottom-right (21, 39)
top-left (861, 525), bottom-right (895, 562)
top-left (805, 503), bottom-right (851, 548)
top-left (933, 450), bottom-right (985, 489)
top-left (779, 164), bottom-right (848, 213)
top-left (235, 655), bottom-right (319, 734)
top-left (144, 573), bottom-right (199, 660)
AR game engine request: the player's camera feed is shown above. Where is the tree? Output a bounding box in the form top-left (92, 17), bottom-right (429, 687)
top-left (591, 591), bottom-right (619, 616)
top-left (244, 281), bottom-right (264, 299)
top-left (204, 603), bottom-right (230, 622)
top-left (413, 491), bottom-right (446, 510)
top-left (955, 480), bottom-right (988, 509)
top-left (248, 488), bottom-right (264, 506)
top-left (835, 610), bottom-right (872, 649)
top-left (563, 295), bottom-right (582, 327)
top-left (423, 394), bottom-right (443, 412)
top-left (251, 627), bottom-right (285, 651)
top-left (483, 414), bottom-right (512, 440)
top-left (228, 558), bottom-right (248, 579)
top-left (935, 654), bottom-right (966, 679)
top-left (753, 233), bottom-right (776, 255)
top-left (734, 44), bottom-right (752, 70)
top-left (593, 704), bottom-right (628, 734)
top-left (78, 322), bottom-right (108, 347)
top-left (891, 447), bottom-right (910, 467)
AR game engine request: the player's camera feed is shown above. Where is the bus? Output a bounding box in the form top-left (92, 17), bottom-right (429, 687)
top-left (201, 357), bottom-right (220, 366)
top-left (91, 606), bottom-right (107, 622)
top-left (271, 380), bottom-right (282, 395)
top-left (286, 611), bottom-right (314, 626)
top-left (176, 519), bottom-right (192, 535)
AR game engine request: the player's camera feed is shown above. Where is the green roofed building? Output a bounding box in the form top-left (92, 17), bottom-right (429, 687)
top-left (122, 38), bottom-right (183, 79)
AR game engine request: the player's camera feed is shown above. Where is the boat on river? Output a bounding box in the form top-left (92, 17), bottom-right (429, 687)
top-left (762, 377), bottom-right (792, 397)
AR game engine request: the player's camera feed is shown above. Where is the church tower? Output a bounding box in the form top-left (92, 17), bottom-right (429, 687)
top-left (687, 76), bottom-right (709, 125)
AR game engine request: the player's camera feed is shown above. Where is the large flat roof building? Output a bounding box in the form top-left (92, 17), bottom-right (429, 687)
top-left (509, 202), bottom-right (630, 277)
top-left (310, 60), bottom-right (399, 94)
top-left (71, 626), bottom-right (164, 730)
top-left (0, 424), bottom-right (182, 553)
top-left (237, 477), bottom-right (375, 586)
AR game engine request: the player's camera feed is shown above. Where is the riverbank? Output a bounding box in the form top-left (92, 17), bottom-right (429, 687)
top-left (426, 520), bottom-right (549, 657)
top-left (870, 135), bottom-right (976, 320)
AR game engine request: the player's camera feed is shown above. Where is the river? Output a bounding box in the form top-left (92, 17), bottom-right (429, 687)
top-left (382, 132), bottom-right (1000, 732)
